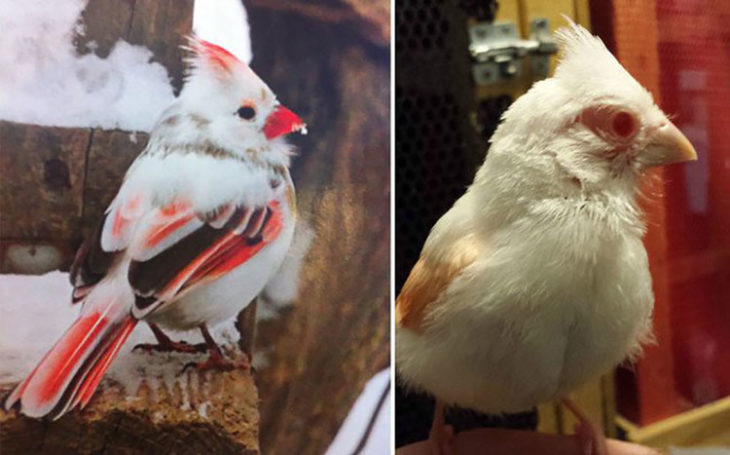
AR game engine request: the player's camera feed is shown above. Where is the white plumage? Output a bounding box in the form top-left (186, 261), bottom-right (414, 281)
top-left (5, 37), bottom-right (306, 419)
top-left (395, 21), bottom-right (696, 454)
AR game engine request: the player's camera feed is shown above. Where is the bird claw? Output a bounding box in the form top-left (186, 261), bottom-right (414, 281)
top-left (133, 340), bottom-right (208, 354)
top-left (428, 424), bottom-right (455, 455)
top-left (563, 398), bottom-right (608, 455)
top-left (573, 419), bottom-right (608, 455)
top-left (429, 400), bottom-right (455, 455)
top-left (180, 353), bottom-right (250, 374)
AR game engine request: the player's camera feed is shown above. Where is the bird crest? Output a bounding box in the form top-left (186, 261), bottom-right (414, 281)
top-left (552, 18), bottom-right (652, 103)
top-left (182, 35), bottom-right (255, 84)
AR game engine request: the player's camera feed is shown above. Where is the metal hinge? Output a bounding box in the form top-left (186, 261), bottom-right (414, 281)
top-left (469, 18), bottom-right (558, 85)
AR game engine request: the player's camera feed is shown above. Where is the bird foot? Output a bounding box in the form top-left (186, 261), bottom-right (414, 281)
top-left (563, 398), bottom-right (608, 455)
top-left (573, 418), bottom-right (608, 455)
top-left (133, 340), bottom-right (207, 354)
top-left (428, 423), bottom-right (455, 455)
top-left (181, 350), bottom-right (250, 374)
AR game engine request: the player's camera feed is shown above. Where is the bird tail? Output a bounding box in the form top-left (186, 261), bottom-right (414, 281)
top-left (4, 284), bottom-right (137, 419)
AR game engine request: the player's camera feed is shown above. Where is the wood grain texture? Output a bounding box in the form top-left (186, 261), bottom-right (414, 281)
top-left (616, 396), bottom-right (730, 448)
top-left (0, 122), bottom-right (89, 242)
top-left (74, 0), bottom-right (135, 58)
top-left (0, 123), bottom-right (148, 274)
top-left (126, 0), bottom-right (193, 94)
top-left (248, 0), bottom-right (389, 47)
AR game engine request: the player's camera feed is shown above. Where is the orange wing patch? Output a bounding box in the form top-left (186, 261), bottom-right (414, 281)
top-left (396, 235), bottom-right (481, 332)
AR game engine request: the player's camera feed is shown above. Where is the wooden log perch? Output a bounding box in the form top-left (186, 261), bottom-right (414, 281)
top-left (0, 351), bottom-right (260, 455)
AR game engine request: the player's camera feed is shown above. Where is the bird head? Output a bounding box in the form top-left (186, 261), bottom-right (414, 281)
top-left (157, 37), bottom-right (306, 166)
top-left (486, 21), bottom-right (696, 196)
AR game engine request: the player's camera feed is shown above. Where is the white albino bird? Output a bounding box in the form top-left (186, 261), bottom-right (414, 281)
top-left (5, 38), bottom-right (306, 419)
top-left (395, 22), bottom-right (696, 454)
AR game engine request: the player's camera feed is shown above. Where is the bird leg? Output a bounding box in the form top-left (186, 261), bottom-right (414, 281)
top-left (134, 322), bottom-right (207, 354)
top-left (182, 323), bottom-right (250, 373)
top-left (428, 399), bottom-right (455, 455)
top-left (562, 397), bottom-right (608, 455)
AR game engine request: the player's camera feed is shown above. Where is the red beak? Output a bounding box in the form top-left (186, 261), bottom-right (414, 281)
top-left (263, 105), bottom-right (306, 140)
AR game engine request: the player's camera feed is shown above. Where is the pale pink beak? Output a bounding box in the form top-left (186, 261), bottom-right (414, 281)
top-left (263, 105), bottom-right (306, 140)
top-left (639, 120), bottom-right (697, 168)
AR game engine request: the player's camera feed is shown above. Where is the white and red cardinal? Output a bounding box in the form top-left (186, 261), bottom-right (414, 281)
top-left (395, 22), bottom-right (696, 454)
top-left (4, 38), bottom-right (305, 419)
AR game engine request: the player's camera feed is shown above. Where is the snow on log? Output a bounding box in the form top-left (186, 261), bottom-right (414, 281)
top-left (74, 0), bottom-right (193, 95)
top-left (0, 366), bottom-right (259, 454)
top-left (0, 271), bottom-right (260, 454)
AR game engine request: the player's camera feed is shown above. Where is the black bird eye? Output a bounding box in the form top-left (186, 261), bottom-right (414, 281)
top-left (237, 106), bottom-right (256, 120)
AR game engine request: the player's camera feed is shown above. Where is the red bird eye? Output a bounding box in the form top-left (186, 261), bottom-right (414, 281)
top-left (611, 111), bottom-right (636, 138)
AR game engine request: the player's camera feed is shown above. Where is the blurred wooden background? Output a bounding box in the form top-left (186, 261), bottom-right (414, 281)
top-left (247, 1), bottom-right (390, 453)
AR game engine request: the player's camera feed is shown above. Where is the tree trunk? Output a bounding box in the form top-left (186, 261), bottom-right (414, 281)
top-left (246, 1), bottom-right (390, 453)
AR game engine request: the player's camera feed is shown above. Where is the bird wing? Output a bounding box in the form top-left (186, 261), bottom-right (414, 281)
top-left (70, 194), bottom-right (284, 319)
top-left (395, 236), bottom-right (481, 332)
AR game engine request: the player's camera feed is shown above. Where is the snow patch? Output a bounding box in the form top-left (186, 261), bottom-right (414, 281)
top-left (106, 317), bottom-right (241, 406)
top-left (193, 0), bottom-right (252, 64)
top-left (0, 0), bottom-right (174, 131)
top-left (3, 244), bottom-right (65, 276)
top-left (0, 0), bottom-right (253, 131)
top-left (197, 401), bottom-right (210, 418)
top-left (0, 271), bottom-right (80, 384)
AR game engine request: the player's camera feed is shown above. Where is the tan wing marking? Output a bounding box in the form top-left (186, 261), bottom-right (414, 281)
top-left (396, 235), bottom-right (481, 332)
top-left (285, 184), bottom-right (297, 218)
top-left (276, 165), bottom-right (297, 218)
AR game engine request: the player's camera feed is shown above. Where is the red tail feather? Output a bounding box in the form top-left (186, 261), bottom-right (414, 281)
top-left (4, 309), bottom-right (137, 419)
top-left (77, 320), bottom-right (136, 409)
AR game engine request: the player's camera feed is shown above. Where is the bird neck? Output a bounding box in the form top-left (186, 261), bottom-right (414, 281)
top-left (467, 150), bottom-right (646, 240)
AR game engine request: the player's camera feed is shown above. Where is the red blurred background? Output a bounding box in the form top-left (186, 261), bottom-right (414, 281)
top-left (594, 0), bottom-right (730, 426)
